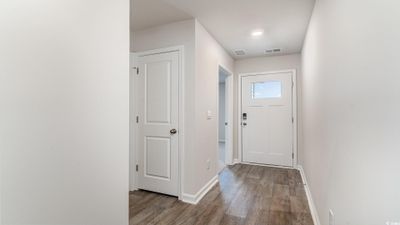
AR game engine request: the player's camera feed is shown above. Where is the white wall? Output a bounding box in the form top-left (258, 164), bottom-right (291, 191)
top-left (302, 0), bottom-right (400, 224)
top-left (234, 54), bottom-right (302, 161)
top-left (218, 82), bottom-right (226, 141)
top-left (0, 0), bottom-right (129, 224)
top-left (191, 20), bottom-right (234, 194)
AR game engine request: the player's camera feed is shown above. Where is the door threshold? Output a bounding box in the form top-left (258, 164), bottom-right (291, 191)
top-left (136, 189), bottom-right (179, 198)
top-left (240, 161), bottom-right (295, 169)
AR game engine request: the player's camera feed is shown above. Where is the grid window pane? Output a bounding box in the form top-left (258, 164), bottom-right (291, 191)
top-left (252, 81), bottom-right (282, 99)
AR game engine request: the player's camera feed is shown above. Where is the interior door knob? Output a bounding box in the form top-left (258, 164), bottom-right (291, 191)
top-left (170, 129), bottom-right (177, 134)
top-left (242, 122), bottom-right (247, 126)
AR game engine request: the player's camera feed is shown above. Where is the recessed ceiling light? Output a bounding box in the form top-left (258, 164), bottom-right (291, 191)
top-left (251, 30), bottom-right (264, 37)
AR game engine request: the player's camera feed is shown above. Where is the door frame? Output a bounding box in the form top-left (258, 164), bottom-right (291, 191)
top-left (237, 69), bottom-right (298, 167)
top-left (130, 46), bottom-right (185, 200)
top-left (217, 64), bottom-right (234, 167)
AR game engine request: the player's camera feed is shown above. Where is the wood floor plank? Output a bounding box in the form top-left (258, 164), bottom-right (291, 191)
top-left (130, 164), bottom-right (314, 225)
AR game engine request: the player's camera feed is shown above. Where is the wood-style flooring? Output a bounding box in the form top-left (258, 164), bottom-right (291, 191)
top-left (130, 164), bottom-right (314, 225)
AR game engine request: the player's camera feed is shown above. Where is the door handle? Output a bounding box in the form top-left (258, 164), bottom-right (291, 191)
top-left (242, 122), bottom-right (247, 126)
top-left (170, 129), bottom-right (177, 134)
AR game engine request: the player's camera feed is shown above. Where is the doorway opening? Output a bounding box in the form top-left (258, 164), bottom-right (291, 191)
top-left (218, 65), bottom-right (233, 172)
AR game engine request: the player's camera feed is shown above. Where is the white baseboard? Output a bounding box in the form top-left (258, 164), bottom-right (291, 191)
top-left (129, 187), bottom-right (138, 192)
top-left (232, 158), bottom-right (240, 164)
top-left (181, 175), bottom-right (218, 205)
top-left (297, 165), bottom-right (321, 225)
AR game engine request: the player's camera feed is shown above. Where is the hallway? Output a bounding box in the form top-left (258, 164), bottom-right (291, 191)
top-left (3, 0), bottom-right (400, 224)
top-left (130, 164), bottom-right (313, 225)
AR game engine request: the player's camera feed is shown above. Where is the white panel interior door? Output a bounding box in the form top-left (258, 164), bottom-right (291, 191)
top-left (137, 51), bottom-right (179, 196)
top-left (241, 72), bottom-right (293, 167)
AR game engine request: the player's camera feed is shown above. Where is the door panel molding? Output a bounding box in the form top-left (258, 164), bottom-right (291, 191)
top-left (237, 69), bottom-right (297, 167)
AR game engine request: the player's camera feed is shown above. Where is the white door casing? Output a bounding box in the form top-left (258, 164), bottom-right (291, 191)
top-left (218, 65), bottom-right (234, 166)
top-left (224, 74), bottom-right (234, 165)
top-left (241, 72), bottom-right (294, 167)
top-left (224, 80), bottom-right (230, 163)
top-left (137, 50), bottom-right (179, 196)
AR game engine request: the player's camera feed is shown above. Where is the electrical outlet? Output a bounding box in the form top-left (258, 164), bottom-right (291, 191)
top-left (329, 209), bottom-right (334, 225)
top-left (206, 159), bottom-right (211, 170)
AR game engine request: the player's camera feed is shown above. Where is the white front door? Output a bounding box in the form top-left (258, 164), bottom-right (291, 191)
top-left (241, 72), bottom-right (294, 167)
top-left (137, 51), bottom-right (179, 196)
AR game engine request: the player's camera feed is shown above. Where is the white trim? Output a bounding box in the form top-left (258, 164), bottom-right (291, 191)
top-left (178, 46), bottom-right (185, 201)
top-left (297, 165), bottom-right (321, 225)
top-left (292, 70), bottom-right (298, 166)
top-left (232, 159), bottom-right (240, 165)
top-left (133, 46), bottom-right (184, 57)
top-left (130, 46), bottom-right (185, 200)
top-left (129, 53), bottom-right (138, 191)
top-left (237, 69), bottom-right (298, 167)
top-left (237, 74), bottom-right (242, 163)
top-left (217, 64), bottom-right (234, 166)
top-left (181, 175), bottom-right (219, 205)
top-left (226, 73), bottom-right (234, 165)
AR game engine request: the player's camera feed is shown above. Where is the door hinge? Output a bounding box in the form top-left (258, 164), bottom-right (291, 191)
top-left (136, 116), bottom-right (139, 123)
top-left (292, 153), bottom-right (295, 159)
top-left (136, 164), bottom-right (139, 172)
top-left (292, 117), bottom-right (294, 123)
top-left (133, 67), bottom-right (139, 75)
